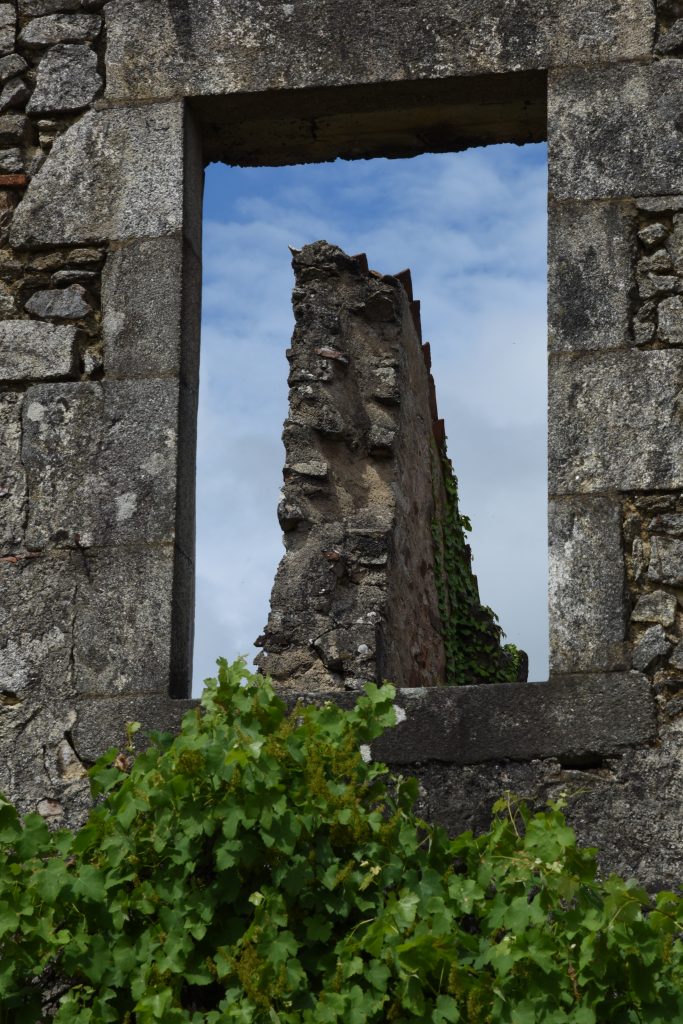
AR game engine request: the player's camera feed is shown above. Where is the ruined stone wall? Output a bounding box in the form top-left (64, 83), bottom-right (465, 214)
top-left (0, 0), bottom-right (680, 890)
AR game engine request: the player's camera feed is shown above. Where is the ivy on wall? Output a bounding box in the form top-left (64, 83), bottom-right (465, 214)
top-left (431, 441), bottom-right (522, 685)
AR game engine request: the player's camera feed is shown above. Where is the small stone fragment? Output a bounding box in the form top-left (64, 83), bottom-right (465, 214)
top-left (650, 513), bottom-right (683, 537)
top-left (52, 268), bottom-right (97, 285)
top-left (36, 799), bottom-right (63, 819)
top-left (25, 283), bottom-right (91, 319)
top-left (287, 461), bottom-right (328, 478)
top-left (19, 14), bottom-right (101, 47)
top-left (0, 320), bottom-right (77, 380)
top-left (633, 318), bottom-right (655, 345)
top-left (631, 590), bottom-right (678, 628)
top-left (0, 279), bottom-right (14, 315)
top-left (648, 536), bottom-right (683, 585)
top-left (657, 295), bottom-right (683, 346)
top-left (0, 148), bottom-right (22, 173)
top-left (637, 273), bottom-right (680, 300)
top-left (671, 640), bottom-right (683, 671)
top-left (656, 18), bottom-right (683, 55)
top-left (639, 249), bottom-right (674, 274)
top-left (0, 55), bottom-right (27, 83)
top-left (28, 44), bottom-right (101, 113)
top-left (0, 78), bottom-right (30, 113)
top-left (0, 115), bottom-right (26, 146)
top-left (638, 222), bottom-right (668, 249)
top-left (632, 624), bottom-right (672, 671)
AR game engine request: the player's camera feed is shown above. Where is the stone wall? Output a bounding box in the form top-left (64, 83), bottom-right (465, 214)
top-left (0, 0), bottom-right (680, 890)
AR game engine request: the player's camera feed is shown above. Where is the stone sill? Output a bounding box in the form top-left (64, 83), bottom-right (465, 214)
top-left (73, 672), bottom-right (656, 768)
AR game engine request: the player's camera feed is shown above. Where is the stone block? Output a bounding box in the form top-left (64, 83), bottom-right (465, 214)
top-left (0, 320), bottom-right (78, 382)
top-left (0, 553), bottom-right (79, 700)
top-left (648, 536), bottom-right (683, 585)
top-left (549, 496), bottom-right (628, 674)
top-left (632, 624), bottom-right (671, 671)
top-left (0, 392), bottom-right (26, 548)
top-left (11, 103), bottom-right (185, 247)
top-left (278, 672), bottom-right (656, 766)
top-left (631, 590), bottom-right (678, 628)
top-left (72, 692), bottom-right (198, 762)
top-left (22, 380), bottom-right (179, 549)
top-left (73, 546), bottom-right (177, 695)
top-left (102, 236), bottom-right (184, 378)
top-left (104, 0), bottom-right (653, 102)
top-left (548, 201), bottom-right (635, 352)
top-left (19, 14), bottom-right (101, 47)
top-left (19, 0), bottom-right (92, 12)
top-left (0, 4), bottom-right (15, 55)
top-left (550, 62), bottom-right (683, 200)
top-left (28, 44), bottom-right (101, 114)
top-left (25, 284), bottom-right (91, 319)
top-left (549, 350), bottom-right (683, 493)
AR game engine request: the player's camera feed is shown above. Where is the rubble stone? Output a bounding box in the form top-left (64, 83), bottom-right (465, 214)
top-left (28, 43), bottom-right (101, 113)
top-left (632, 625), bottom-right (672, 671)
top-left (19, 14), bottom-right (101, 48)
top-left (631, 590), bottom-right (678, 628)
top-left (25, 283), bottom-right (91, 319)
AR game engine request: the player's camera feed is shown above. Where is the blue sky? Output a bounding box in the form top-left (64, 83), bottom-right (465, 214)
top-left (194, 143), bottom-right (548, 692)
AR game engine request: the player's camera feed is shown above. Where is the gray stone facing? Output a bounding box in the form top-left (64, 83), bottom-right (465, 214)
top-left (19, 14), bottom-right (101, 48)
top-left (0, 320), bottom-right (78, 382)
top-left (102, 236), bottom-right (184, 378)
top-left (548, 201), bottom-right (635, 352)
top-left (22, 380), bottom-right (179, 549)
top-left (25, 283), bottom-right (92, 319)
top-left (104, 0), bottom-right (654, 103)
top-left (549, 496), bottom-right (628, 674)
top-left (648, 535), bottom-right (683, 585)
top-left (0, 55), bottom-right (28, 83)
top-left (0, 4), bottom-right (15, 56)
top-left (73, 546), bottom-right (177, 696)
top-left (550, 62), bottom-right (683, 200)
top-left (11, 103), bottom-right (185, 248)
top-left (549, 350), bottom-right (683, 494)
top-left (0, 392), bottom-right (26, 548)
top-left (28, 44), bottom-right (101, 114)
top-left (0, 554), bottom-right (78, 702)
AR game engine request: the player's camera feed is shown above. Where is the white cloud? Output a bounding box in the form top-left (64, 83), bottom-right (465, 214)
top-left (193, 144), bottom-right (548, 692)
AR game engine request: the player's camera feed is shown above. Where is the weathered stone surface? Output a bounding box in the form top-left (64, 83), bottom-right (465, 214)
top-left (73, 693), bottom-right (197, 762)
top-left (0, 320), bottom-right (77, 381)
top-left (0, 554), bottom-right (78, 701)
top-left (548, 201), bottom-right (634, 352)
top-left (550, 62), bottom-right (683, 200)
top-left (25, 283), bottom-right (91, 319)
top-left (0, 281), bottom-right (14, 316)
top-left (0, 147), bottom-right (23, 173)
top-left (0, 78), bottom-right (30, 113)
top-left (0, 114), bottom-right (27, 144)
top-left (20, 0), bottom-right (104, 11)
top-left (632, 624), bottom-right (672, 671)
top-left (411, 717), bottom-right (683, 892)
top-left (73, 546), bottom-right (176, 695)
top-left (28, 43), bottom-right (101, 114)
top-left (549, 496), bottom-right (628, 673)
top-left (258, 242), bottom-right (494, 691)
top-left (672, 640), bottom-right (683, 670)
top-left (0, 392), bottom-right (26, 548)
top-left (657, 295), bottom-right (683, 346)
top-left (549, 350), bottom-right (683, 493)
top-left (11, 103), bottom-right (185, 247)
top-left (102, 236), bottom-right (184, 378)
top-left (631, 590), bottom-right (678, 628)
top-left (19, 13), bottom-right (101, 47)
top-left (0, 4), bottom-right (15, 55)
top-left (22, 380), bottom-right (179, 549)
top-left (648, 536), bottom-right (683, 585)
top-left (0, 55), bottom-right (27, 83)
top-left (104, 0), bottom-right (654, 103)
top-left (656, 17), bottom-right (683, 54)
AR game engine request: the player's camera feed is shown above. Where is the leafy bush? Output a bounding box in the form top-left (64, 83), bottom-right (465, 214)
top-left (0, 660), bottom-right (681, 1023)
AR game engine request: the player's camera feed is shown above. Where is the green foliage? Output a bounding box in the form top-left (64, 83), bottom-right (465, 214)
top-left (431, 443), bottom-right (520, 684)
top-left (1, 661), bottom-right (682, 1023)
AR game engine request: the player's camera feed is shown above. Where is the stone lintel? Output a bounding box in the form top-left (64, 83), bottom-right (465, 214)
top-left (71, 674), bottom-right (656, 768)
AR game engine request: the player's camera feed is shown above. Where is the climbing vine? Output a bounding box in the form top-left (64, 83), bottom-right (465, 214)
top-left (0, 662), bottom-right (681, 1022)
top-left (431, 440), bottom-right (521, 685)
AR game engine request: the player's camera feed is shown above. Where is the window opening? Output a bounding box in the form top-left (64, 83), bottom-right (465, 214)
top-left (194, 144), bottom-right (548, 694)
